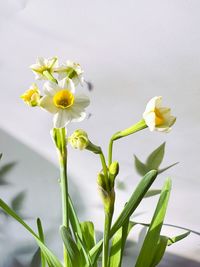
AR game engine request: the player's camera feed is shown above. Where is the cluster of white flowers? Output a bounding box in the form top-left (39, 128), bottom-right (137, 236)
top-left (21, 57), bottom-right (176, 133)
top-left (21, 57), bottom-right (90, 128)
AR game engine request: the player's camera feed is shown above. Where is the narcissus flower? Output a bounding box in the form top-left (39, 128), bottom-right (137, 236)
top-left (30, 57), bottom-right (58, 80)
top-left (68, 129), bottom-right (89, 150)
top-left (21, 84), bottom-right (40, 107)
top-left (39, 78), bottom-right (90, 128)
top-left (55, 60), bottom-right (84, 86)
top-left (143, 96), bottom-right (176, 132)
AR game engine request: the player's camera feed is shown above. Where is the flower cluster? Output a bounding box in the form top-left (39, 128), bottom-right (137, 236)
top-left (21, 57), bottom-right (90, 128)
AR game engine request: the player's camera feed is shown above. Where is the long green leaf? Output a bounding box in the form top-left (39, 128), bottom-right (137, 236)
top-left (80, 221), bottom-right (96, 252)
top-left (146, 142), bottom-right (165, 170)
top-left (150, 235), bottom-right (168, 267)
top-left (68, 196), bottom-right (83, 242)
top-left (135, 178), bottom-right (171, 267)
top-left (0, 199), bottom-right (63, 267)
top-left (37, 218), bottom-right (46, 267)
top-left (110, 170), bottom-right (157, 236)
top-left (168, 231), bottom-right (190, 246)
top-left (90, 170), bottom-right (158, 265)
top-left (60, 226), bottom-right (82, 267)
top-left (109, 221), bottom-right (135, 267)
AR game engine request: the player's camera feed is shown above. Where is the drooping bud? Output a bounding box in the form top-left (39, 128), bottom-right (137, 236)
top-left (21, 84), bottom-right (41, 107)
top-left (68, 129), bottom-right (89, 150)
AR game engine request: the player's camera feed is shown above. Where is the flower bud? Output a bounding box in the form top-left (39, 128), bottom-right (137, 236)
top-left (21, 84), bottom-right (41, 107)
top-left (97, 173), bottom-right (106, 189)
top-left (68, 129), bottom-right (89, 150)
top-left (109, 161), bottom-right (119, 177)
top-left (109, 161), bottom-right (119, 189)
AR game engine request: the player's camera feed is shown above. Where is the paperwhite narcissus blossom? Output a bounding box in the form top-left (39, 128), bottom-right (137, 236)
top-left (143, 96), bottom-right (176, 132)
top-left (30, 57), bottom-right (58, 80)
top-left (21, 83), bottom-right (40, 107)
top-left (54, 60), bottom-right (84, 86)
top-left (39, 78), bottom-right (90, 128)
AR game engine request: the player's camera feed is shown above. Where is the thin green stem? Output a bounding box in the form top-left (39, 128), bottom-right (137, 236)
top-left (108, 139), bottom-right (114, 166)
top-left (108, 119), bottom-right (147, 166)
top-left (102, 212), bottom-right (113, 267)
top-left (54, 128), bottom-right (70, 267)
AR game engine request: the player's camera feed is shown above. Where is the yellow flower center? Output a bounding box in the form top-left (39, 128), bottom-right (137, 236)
top-left (154, 108), bottom-right (165, 125)
top-left (53, 90), bottom-right (74, 109)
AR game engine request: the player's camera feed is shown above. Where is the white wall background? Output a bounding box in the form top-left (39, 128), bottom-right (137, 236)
top-left (0, 0), bottom-right (200, 266)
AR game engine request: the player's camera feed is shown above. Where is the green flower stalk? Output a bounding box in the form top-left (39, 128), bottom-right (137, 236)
top-left (108, 119), bottom-right (148, 165)
top-left (51, 128), bottom-right (69, 267)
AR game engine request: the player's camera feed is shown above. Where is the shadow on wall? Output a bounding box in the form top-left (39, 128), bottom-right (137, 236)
top-left (0, 128), bottom-right (84, 267)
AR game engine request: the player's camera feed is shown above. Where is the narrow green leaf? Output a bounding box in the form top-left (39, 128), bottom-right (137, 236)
top-left (134, 155), bottom-right (147, 176)
top-left (144, 189), bottom-right (161, 198)
top-left (68, 196), bottom-right (83, 242)
top-left (110, 170), bottom-right (158, 236)
top-left (0, 199), bottom-right (63, 267)
top-left (37, 218), bottom-right (46, 267)
top-left (0, 153), bottom-right (2, 161)
top-left (158, 162), bottom-right (179, 174)
top-left (109, 221), bottom-right (135, 267)
top-left (168, 231), bottom-right (190, 246)
top-left (11, 191), bottom-right (26, 212)
top-left (80, 221), bottom-right (96, 252)
top-left (150, 235), bottom-right (168, 267)
top-left (76, 234), bottom-right (92, 267)
top-left (146, 142), bottom-right (165, 170)
top-left (135, 178), bottom-right (171, 267)
top-left (60, 226), bottom-right (82, 267)
top-left (90, 170), bottom-right (158, 266)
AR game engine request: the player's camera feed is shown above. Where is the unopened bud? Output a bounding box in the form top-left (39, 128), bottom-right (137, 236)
top-left (109, 161), bottom-right (119, 177)
top-left (68, 129), bottom-right (89, 150)
top-left (21, 84), bottom-right (40, 107)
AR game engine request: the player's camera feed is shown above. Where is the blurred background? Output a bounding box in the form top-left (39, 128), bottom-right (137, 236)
top-left (0, 0), bottom-right (200, 266)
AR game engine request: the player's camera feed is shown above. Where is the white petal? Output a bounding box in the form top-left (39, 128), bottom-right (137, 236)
top-left (43, 81), bottom-right (59, 96)
top-left (53, 110), bottom-right (71, 128)
top-left (59, 78), bottom-right (75, 93)
top-left (145, 96), bottom-right (162, 113)
top-left (40, 96), bottom-right (58, 114)
top-left (73, 94), bottom-right (90, 109)
top-left (71, 112), bottom-right (86, 122)
top-left (37, 57), bottom-right (45, 66)
top-left (143, 112), bottom-right (156, 129)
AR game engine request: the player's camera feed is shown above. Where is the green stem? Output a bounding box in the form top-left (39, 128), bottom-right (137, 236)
top-left (108, 119), bottom-right (147, 165)
top-left (102, 212), bottom-right (113, 267)
top-left (54, 128), bottom-right (69, 267)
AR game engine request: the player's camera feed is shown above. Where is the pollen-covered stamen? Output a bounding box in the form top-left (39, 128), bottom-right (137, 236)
top-left (53, 89), bottom-right (74, 109)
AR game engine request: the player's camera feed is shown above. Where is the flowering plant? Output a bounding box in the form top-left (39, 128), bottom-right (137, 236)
top-left (0, 57), bottom-right (190, 267)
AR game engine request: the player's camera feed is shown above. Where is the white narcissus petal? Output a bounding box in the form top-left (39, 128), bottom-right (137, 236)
top-left (59, 78), bottom-right (75, 93)
top-left (73, 94), bottom-right (90, 109)
top-left (40, 96), bottom-right (58, 114)
top-left (37, 57), bottom-right (45, 65)
top-left (43, 81), bottom-right (60, 96)
top-left (145, 96), bottom-right (162, 113)
top-left (71, 112), bottom-right (86, 122)
top-left (143, 112), bottom-right (156, 131)
top-left (53, 110), bottom-right (71, 128)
